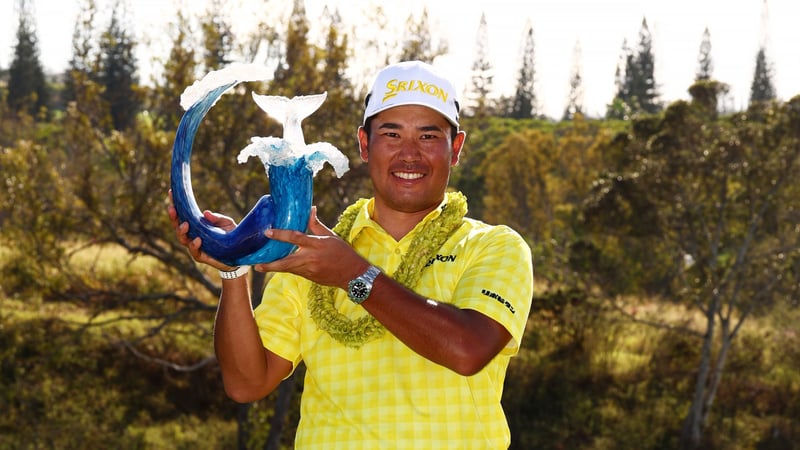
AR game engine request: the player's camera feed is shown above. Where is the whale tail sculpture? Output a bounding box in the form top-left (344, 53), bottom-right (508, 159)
top-left (251, 92), bottom-right (327, 147)
top-left (170, 64), bottom-right (348, 267)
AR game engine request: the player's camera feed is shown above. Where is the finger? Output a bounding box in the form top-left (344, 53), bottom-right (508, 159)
top-left (265, 228), bottom-right (309, 246)
top-left (202, 210), bottom-right (223, 226)
top-left (175, 220), bottom-right (192, 245)
top-left (202, 210), bottom-right (236, 228)
top-left (167, 191), bottom-right (178, 221)
top-left (187, 236), bottom-right (204, 259)
top-left (255, 247), bottom-right (311, 275)
top-left (307, 206), bottom-right (334, 237)
top-left (254, 258), bottom-right (286, 274)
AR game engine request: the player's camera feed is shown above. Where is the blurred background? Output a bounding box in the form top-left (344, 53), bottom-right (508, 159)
top-left (0, 0), bottom-right (798, 448)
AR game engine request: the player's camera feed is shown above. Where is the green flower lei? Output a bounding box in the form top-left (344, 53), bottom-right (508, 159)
top-left (308, 191), bottom-right (468, 348)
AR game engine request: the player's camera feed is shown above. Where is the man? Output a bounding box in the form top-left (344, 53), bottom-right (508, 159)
top-left (170, 60), bottom-right (533, 448)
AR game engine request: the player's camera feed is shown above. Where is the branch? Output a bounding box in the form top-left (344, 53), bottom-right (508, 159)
top-left (119, 338), bottom-right (217, 372)
top-left (608, 299), bottom-right (704, 338)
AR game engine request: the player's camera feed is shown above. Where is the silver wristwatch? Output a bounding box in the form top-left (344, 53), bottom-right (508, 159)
top-left (347, 265), bottom-right (381, 304)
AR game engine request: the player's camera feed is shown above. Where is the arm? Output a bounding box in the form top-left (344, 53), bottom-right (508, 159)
top-left (361, 272), bottom-right (511, 375)
top-left (167, 193), bottom-right (292, 402)
top-left (257, 210), bottom-right (511, 376)
top-left (213, 275), bottom-right (293, 402)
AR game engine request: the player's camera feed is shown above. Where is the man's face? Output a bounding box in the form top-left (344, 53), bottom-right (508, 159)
top-left (358, 105), bottom-right (465, 216)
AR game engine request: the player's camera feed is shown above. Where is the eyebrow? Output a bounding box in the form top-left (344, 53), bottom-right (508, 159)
top-left (376, 122), bottom-right (445, 133)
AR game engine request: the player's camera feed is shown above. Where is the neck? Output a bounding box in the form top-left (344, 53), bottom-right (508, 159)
top-left (372, 202), bottom-right (440, 241)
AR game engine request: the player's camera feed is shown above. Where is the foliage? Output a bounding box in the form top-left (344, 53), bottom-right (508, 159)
top-left (607, 18), bottom-right (661, 118)
top-left (508, 20), bottom-right (537, 119)
top-left (98, 1), bottom-right (141, 131)
top-left (7, 0), bottom-right (50, 118)
top-left (397, 7), bottom-right (448, 64)
top-left (463, 12), bottom-right (494, 119)
top-left (1, 4), bottom-right (798, 449)
top-left (563, 42), bottom-right (585, 120)
top-left (147, 6), bottom-right (198, 131)
top-left (749, 47), bottom-right (776, 105)
top-left (695, 27), bottom-right (713, 82)
top-left (581, 84), bottom-right (800, 448)
top-left (502, 289), bottom-right (800, 450)
top-left (200, 0), bottom-right (236, 71)
top-left (477, 116), bottom-right (611, 284)
top-left (0, 298), bottom-right (236, 449)
top-left (64, 0), bottom-right (99, 105)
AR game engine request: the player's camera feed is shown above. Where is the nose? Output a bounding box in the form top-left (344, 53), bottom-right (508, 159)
top-left (397, 140), bottom-right (421, 162)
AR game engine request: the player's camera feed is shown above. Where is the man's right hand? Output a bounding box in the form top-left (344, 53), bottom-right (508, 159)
top-left (167, 190), bottom-right (238, 271)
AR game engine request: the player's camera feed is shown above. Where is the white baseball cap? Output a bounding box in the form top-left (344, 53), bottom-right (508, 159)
top-left (363, 60), bottom-right (460, 127)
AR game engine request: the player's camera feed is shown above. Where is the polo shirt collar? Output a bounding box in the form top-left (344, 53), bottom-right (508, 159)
top-left (346, 195), bottom-right (450, 242)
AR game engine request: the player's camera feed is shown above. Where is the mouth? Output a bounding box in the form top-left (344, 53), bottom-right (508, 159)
top-left (393, 171), bottom-right (424, 180)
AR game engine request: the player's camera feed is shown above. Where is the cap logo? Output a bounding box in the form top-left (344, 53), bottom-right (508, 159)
top-left (382, 78), bottom-right (449, 104)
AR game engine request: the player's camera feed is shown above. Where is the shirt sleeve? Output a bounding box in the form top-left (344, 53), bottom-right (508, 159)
top-left (451, 225), bottom-right (533, 355)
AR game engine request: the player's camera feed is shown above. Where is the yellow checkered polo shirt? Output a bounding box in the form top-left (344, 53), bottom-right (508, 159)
top-left (254, 196), bottom-right (533, 449)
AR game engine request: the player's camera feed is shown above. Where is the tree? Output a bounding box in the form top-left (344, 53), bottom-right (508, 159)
top-left (606, 39), bottom-right (632, 119)
top-left (464, 12), bottom-right (494, 120)
top-left (481, 129), bottom-right (551, 238)
top-left (630, 18), bottom-right (659, 114)
top-left (397, 7), bottom-right (448, 63)
top-left (607, 18), bottom-right (661, 118)
top-left (695, 26), bottom-right (713, 81)
top-left (562, 40), bottom-right (585, 120)
top-left (750, 0), bottom-right (775, 105)
top-left (273, 0), bottom-right (320, 94)
top-left (350, 2), bottom-right (392, 87)
top-left (479, 117), bottom-right (609, 281)
top-left (582, 87), bottom-right (800, 449)
top-left (98, 0), bottom-right (140, 130)
top-left (313, 5), bottom-right (367, 220)
top-left (200, 0), bottom-right (235, 71)
top-left (149, 5), bottom-right (197, 130)
top-left (6, 0), bottom-right (50, 118)
top-left (749, 47), bottom-right (775, 104)
top-left (509, 19), bottom-right (537, 119)
top-left (64, 0), bottom-right (99, 105)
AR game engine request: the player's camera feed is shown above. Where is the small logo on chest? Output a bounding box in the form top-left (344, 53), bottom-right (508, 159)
top-left (424, 254), bottom-right (457, 268)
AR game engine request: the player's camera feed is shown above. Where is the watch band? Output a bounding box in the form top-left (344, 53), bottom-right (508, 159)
top-left (347, 265), bottom-right (381, 304)
top-left (219, 265), bottom-right (250, 280)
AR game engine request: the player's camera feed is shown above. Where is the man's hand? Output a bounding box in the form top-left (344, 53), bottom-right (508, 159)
top-left (166, 190), bottom-right (238, 271)
top-left (255, 207), bottom-right (369, 289)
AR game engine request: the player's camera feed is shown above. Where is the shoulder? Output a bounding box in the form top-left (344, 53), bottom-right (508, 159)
top-left (459, 217), bottom-right (529, 245)
top-left (447, 218), bottom-right (532, 263)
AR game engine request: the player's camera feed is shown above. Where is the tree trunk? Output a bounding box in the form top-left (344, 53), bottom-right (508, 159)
top-left (264, 371), bottom-right (299, 450)
top-left (233, 270), bottom-right (270, 449)
top-left (237, 403), bottom-right (251, 450)
top-left (679, 298), bottom-right (719, 449)
top-left (701, 320), bottom-right (732, 426)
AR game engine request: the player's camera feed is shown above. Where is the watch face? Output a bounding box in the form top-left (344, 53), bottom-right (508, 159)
top-left (350, 281), bottom-right (369, 300)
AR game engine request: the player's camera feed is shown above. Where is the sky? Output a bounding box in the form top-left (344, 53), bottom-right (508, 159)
top-left (1, 0), bottom-right (798, 118)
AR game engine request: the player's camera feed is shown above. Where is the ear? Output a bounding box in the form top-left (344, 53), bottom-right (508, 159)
top-left (450, 130), bottom-right (466, 166)
top-left (357, 127), bottom-right (369, 162)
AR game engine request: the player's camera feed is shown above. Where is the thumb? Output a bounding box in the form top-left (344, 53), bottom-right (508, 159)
top-left (307, 206), bottom-right (334, 237)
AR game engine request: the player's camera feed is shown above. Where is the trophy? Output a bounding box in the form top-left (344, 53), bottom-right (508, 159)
top-left (171, 64), bottom-right (349, 266)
